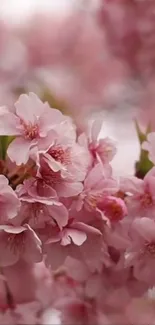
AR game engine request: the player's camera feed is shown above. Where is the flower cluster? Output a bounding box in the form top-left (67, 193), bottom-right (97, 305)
top-left (0, 92), bottom-right (155, 323)
top-left (0, 2), bottom-right (155, 323)
top-left (0, 92), bottom-right (117, 270)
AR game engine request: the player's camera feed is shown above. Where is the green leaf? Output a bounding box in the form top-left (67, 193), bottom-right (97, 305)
top-left (0, 136), bottom-right (14, 160)
top-left (134, 119), bottom-right (152, 144)
top-left (134, 119), bottom-right (154, 178)
top-left (135, 148), bottom-right (154, 179)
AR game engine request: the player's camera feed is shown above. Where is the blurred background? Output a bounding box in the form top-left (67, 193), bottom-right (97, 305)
top-left (1, 0), bottom-right (154, 176)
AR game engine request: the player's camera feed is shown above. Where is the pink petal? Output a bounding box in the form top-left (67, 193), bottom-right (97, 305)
top-left (142, 133), bottom-right (155, 164)
top-left (3, 260), bottom-right (38, 302)
top-left (0, 232), bottom-right (19, 266)
top-left (63, 229), bottom-right (87, 246)
top-left (0, 175), bottom-right (9, 188)
top-left (45, 235), bottom-right (60, 245)
top-left (56, 181), bottom-right (83, 197)
top-left (96, 137), bottom-right (117, 164)
top-left (39, 106), bottom-right (65, 135)
top-left (146, 177), bottom-right (155, 199)
top-left (85, 274), bottom-right (103, 298)
top-left (120, 177), bottom-right (143, 195)
top-left (45, 242), bottom-right (67, 270)
top-left (133, 218), bottom-right (155, 242)
top-left (37, 130), bottom-right (56, 150)
top-left (78, 235), bottom-right (102, 270)
top-left (65, 258), bottom-right (89, 282)
top-left (23, 178), bottom-right (57, 200)
top-left (91, 118), bottom-right (103, 142)
top-left (0, 225), bottom-right (25, 234)
top-left (15, 93), bottom-right (44, 124)
top-left (147, 132), bottom-right (155, 143)
top-left (98, 179), bottom-right (118, 194)
top-left (7, 137), bottom-right (32, 165)
top-left (78, 133), bottom-right (88, 148)
top-left (72, 197), bottom-right (84, 212)
top-left (52, 119), bottom-right (76, 145)
top-left (69, 144), bottom-right (91, 182)
top-left (23, 225), bottom-right (42, 263)
top-left (48, 204), bottom-right (68, 229)
top-left (1, 191), bottom-right (20, 219)
top-left (84, 163), bottom-right (108, 189)
top-left (72, 222), bottom-right (101, 236)
top-left (85, 164), bottom-right (117, 194)
top-left (0, 112), bottom-right (21, 135)
top-left (61, 230), bottom-right (72, 246)
top-left (44, 153), bottom-right (65, 173)
top-left (124, 252), bottom-right (139, 268)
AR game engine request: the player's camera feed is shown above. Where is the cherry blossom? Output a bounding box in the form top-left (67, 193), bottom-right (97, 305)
top-left (0, 78), bottom-right (154, 322)
top-left (125, 217), bottom-right (155, 284)
top-left (72, 163), bottom-right (118, 213)
top-left (0, 224), bottom-right (42, 267)
top-left (0, 175), bottom-right (20, 223)
top-left (79, 118), bottom-right (117, 166)
top-left (121, 167), bottom-right (155, 218)
top-left (44, 220), bottom-right (101, 270)
top-left (0, 93), bottom-right (65, 165)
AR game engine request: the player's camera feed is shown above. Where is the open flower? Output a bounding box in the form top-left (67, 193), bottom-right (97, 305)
top-left (30, 116), bottom-right (91, 198)
top-left (37, 118), bottom-right (91, 180)
top-left (125, 217), bottom-right (155, 284)
top-left (16, 178), bottom-right (68, 230)
top-left (44, 220), bottom-right (101, 270)
top-left (0, 92), bottom-right (65, 165)
top-left (121, 167), bottom-right (155, 218)
top-left (0, 224), bottom-right (42, 267)
top-left (79, 118), bottom-right (116, 165)
top-left (16, 177), bottom-right (57, 202)
top-left (38, 155), bottom-right (83, 198)
top-left (72, 163), bottom-right (118, 213)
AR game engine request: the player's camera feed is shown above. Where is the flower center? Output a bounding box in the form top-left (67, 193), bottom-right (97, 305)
top-left (30, 202), bottom-right (44, 222)
top-left (145, 242), bottom-right (155, 256)
top-left (88, 142), bottom-right (97, 159)
top-left (21, 121), bottom-right (39, 140)
top-left (7, 232), bottom-right (25, 254)
top-left (40, 159), bottom-right (62, 187)
top-left (48, 146), bottom-right (70, 165)
top-left (84, 193), bottom-right (100, 212)
top-left (140, 192), bottom-right (153, 208)
top-left (88, 195), bottom-right (98, 208)
top-left (109, 202), bottom-right (123, 220)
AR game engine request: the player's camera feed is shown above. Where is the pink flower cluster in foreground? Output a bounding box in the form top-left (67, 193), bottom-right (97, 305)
top-left (0, 93), bottom-right (155, 323)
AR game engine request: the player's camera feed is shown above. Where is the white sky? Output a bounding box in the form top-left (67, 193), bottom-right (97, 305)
top-left (0, 0), bottom-right (74, 23)
top-left (0, 0), bottom-right (100, 24)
